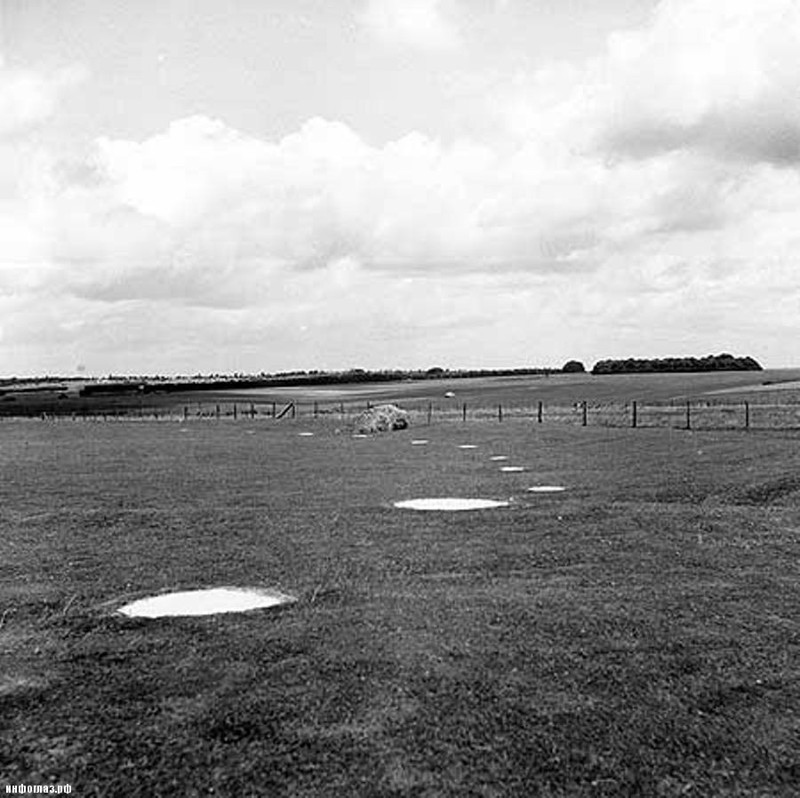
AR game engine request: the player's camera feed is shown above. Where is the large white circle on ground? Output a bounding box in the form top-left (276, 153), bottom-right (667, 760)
top-left (117, 587), bottom-right (294, 618)
top-left (393, 498), bottom-right (509, 511)
top-left (528, 486), bottom-right (566, 493)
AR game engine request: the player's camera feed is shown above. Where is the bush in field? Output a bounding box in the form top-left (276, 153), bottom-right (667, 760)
top-left (354, 404), bottom-right (409, 434)
top-left (591, 354), bottom-right (763, 375)
top-left (562, 360), bottom-right (586, 373)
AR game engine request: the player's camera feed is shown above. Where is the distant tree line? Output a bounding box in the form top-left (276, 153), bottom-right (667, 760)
top-left (591, 353), bottom-right (762, 375)
top-left (78, 366), bottom-right (559, 396)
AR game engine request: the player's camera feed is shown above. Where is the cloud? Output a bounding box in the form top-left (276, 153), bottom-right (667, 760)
top-left (596, 0), bottom-right (800, 163)
top-left (358, 0), bottom-right (461, 51)
top-left (37, 114), bottom-right (607, 313)
top-left (0, 58), bottom-right (85, 139)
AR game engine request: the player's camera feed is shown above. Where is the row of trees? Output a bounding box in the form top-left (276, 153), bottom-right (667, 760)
top-left (590, 354), bottom-right (762, 375)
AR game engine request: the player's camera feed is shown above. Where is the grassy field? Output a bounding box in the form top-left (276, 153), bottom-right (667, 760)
top-left (2, 416), bottom-right (800, 796)
top-left (7, 368), bottom-right (800, 424)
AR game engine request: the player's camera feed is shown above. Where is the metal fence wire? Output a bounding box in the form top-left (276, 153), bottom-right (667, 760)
top-left (6, 398), bottom-right (800, 431)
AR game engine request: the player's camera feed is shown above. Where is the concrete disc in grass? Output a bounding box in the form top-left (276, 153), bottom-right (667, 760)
top-left (528, 486), bottom-right (566, 493)
top-left (298, 432), bottom-right (315, 437)
top-left (394, 498), bottom-right (509, 511)
top-left (411, 439), bottom-right (428, 445)
top-left (500, 466), bottom-right (525, 472)
top-left (490, 455), bottom-right (508, 461)
top-left (458, 444), bottom-right (478, 449)
top-left (117, 587), bottom-right (294, 618)
top-left (352, 433), bottom-right (368, 438)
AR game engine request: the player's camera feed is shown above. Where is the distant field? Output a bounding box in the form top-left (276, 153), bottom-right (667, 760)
top-left (208, 368), bottom-right (800, 406)
top-left (2, 419), bottom-right (800, 795)
top-left (5, 369), bottom-right (800, 427)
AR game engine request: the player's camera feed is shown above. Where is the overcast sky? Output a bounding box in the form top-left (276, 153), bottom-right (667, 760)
top-left (2, 0), bottom-right (799, 376)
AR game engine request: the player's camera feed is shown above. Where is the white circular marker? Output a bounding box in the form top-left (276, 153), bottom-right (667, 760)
top-left (394, 498), bottom-right (509, 511)
top-left (490, 456), bottom-right (508, 461)
top-left (298, 432), bottom-right (315, 437)
top-left (458, 444), bottom-right (477, 449)
top-left (528, 486), bottom-right (566, 493)
top-left (411, 439), bottom-right (428, 445)
top-left (500, 466), bottom-right (525, 472)
top-left (117, 587), bottom-right (294, 618)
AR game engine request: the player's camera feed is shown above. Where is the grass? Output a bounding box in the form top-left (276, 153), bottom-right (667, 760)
top-left (6, 367), bottom-right (800, 422)
top-left (2, 418), bottom-right (800, 795)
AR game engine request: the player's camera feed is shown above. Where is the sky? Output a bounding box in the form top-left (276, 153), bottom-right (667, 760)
top-left (2, 0), bottom-right (799, 376)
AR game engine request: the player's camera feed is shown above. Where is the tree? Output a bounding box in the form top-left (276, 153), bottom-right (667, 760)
top-left (562, 360), bottom-right (586, 373)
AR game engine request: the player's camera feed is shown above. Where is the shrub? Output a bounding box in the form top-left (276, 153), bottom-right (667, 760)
top-left (562, 360), bottom-right (586, 373)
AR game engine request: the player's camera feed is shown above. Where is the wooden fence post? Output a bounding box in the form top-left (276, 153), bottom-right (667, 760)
top-left (745, 401), bottom-right (750, 430)
top-left (340, 402), bottom-right (344, 416)
top-left (632, 401), bottom-right (638, 428)
top-left (215, 404), bottom-right (220, 419)
top-left (498, 403), bottom-right (503, 422)
top-left (314, 401), bottom-right (318, 418)
top-left (250, 403), bottom-right (255, 419)
top-left (462, 402), bottom-right (467, 422)
top-left (537, 401), bottom-right (543, 423)
top-left (271, 402), bottom-right (276, 418)
top-left (427, 403), bottom-right (432, 425)
top-left (582, 401), bottom-right (587, 427)
top-left (233, 404), bottom-right (238, 420)
top-left (292, 403), bottom-right (296, 419)
top-left (685, 401), bottom-right (691, 430)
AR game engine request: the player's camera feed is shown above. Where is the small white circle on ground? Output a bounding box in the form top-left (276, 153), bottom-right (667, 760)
top-left (528, 486), bottom-right (566, 493)
top-left (458, 444), bottom-right (478, 449)
top-left (117, 587), bottom-right (294, 618)
top-left (298, 432), bottom-right (315, 437)
top-left (500, 466), bottom-right (525, 472)
top-left (394, 498), bottom-right (509, 511)
top-left (411, 439), bottom-right (428, 445)
top-left (490, 455), bottom-right (508, 461)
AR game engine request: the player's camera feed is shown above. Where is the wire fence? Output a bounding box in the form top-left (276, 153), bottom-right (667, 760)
top-left (5, 398), bottom-right (800, 431)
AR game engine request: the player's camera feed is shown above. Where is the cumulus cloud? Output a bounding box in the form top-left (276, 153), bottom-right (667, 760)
top-left (595, 0), bottom-right (800, 163)
top-left (358, 0), bottom-right (461, 51)
top-left (0, 58), bottom-right (85, 139)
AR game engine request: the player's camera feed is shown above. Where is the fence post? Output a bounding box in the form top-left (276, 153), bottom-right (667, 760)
top-left (427, 403), bottom-right (432, 425)
top-left (582, 401), bottom-right (587, 427)
top-left (340, 402), bottom-right (344, 416)
top-left (292, 403), bottom-right (296, 419)
top-left (745, 401), bottom-right (750, 430)
top-left (271, 402), bottom-right (276, 418)
top-left (462, 402), bottom-right (467, 422)
top-left (250, 403), bottom-right (255, 419)
top-left (632, 401), bottom-right (638, 428)
top-left (215, 404), bottom-right (220, 419)
top-left (685, 401), bottom-right (691, 431)
top-left (233, 404), bottom-right (238, 420)
top-left (498, 403), bottom-right (503, 422)
top-left (314, 401), bottom-right (318, 418)
top-left (537, 401), bottom-right (543, 424)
